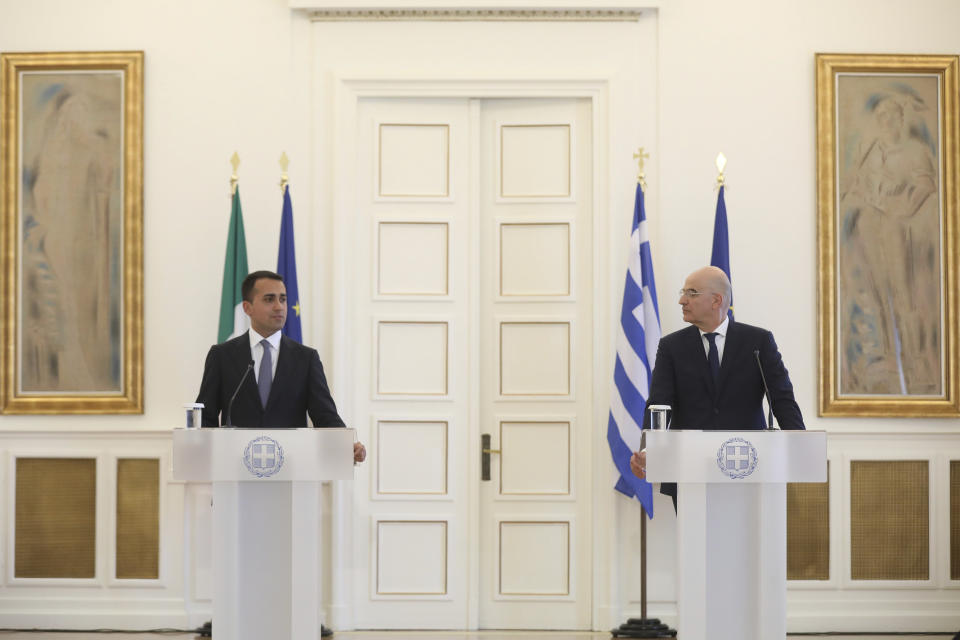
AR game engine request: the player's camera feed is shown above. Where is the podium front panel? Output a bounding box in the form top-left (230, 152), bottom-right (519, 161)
top-left (643, 430), bottom-right (825, 640)
top-left (645, 429), bottom-right (826, 484)
top-left (171, 427), bottom-right (353, 640)
top-left (172, 427), bottom-right (355, 482)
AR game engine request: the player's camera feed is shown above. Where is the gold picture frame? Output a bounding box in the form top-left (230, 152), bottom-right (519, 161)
top-left (816, 53), bottom-right (959, 417)
top-left (1, 51), bottom-right (143, 413)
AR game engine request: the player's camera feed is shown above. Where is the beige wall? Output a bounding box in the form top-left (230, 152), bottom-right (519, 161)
top-left (655, 0), bottom-right (960, 436)
top-left (1, 0), bottom-right (317, 430)
top-left (2, 0), bottom-right (957, 431)
top-left (1, 0), bottom-right (958, 432)
top-left (0, 0), bottom-right (958, 631)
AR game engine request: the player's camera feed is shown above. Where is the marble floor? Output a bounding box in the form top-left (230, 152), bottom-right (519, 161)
top-left (0, 632), bottom-right (954, 639)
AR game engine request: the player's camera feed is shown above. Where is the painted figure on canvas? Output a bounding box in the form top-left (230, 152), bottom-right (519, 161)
top-left (837, 76), bottom-right (942, 395)
top-left (20, 73), bottom-right (123, 393)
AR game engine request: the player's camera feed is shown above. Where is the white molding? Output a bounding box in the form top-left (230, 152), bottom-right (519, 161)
top-left (302, 8), bottom-right (645, 22)
top-left (332, 75), bottom-right (610, 631)
top-left (0, 601), bottom-right (194, 631)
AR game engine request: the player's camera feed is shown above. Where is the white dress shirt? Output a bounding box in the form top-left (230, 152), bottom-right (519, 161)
top-left (249, 329), bottom-right (281, 383)
top-left (698, 315), bottom-right (730, 364)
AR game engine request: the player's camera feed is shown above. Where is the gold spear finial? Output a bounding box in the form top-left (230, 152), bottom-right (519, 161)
top-left (633, 147), bottom-right (650, 190)
top-left (279, 151), bottom-right (290, 192)
top-left (715, 152), bottom-right (727, 188)
top-left (230, 152), bottom-right (240, 195)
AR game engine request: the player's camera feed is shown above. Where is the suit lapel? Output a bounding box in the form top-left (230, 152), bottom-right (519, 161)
top-left (266, 336), bottom-right (293, 409)
top-left (228, 333), bottom-right (262, 416)
top-left (683, 325), bottom-right (715, 396)
top-left (229, 334), bottom-right (255, 385)
top-left (716, 320), bottom-right (738, 394)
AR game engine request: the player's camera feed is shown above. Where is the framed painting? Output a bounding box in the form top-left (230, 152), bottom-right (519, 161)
top-left (1, 51), bottom-right (143, 414)
top-left (816, 53), bottom-right (959, 417)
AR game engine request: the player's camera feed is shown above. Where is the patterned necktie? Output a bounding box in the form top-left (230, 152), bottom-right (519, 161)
top-left (258, 339), bottom-right (272, 408)
top-left (705, 332), bottom-right (720, 382)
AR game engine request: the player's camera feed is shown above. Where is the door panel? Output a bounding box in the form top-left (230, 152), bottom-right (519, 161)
top-left (352, 98), bottom-right (471, 629)
top-left (351, 96), bottom-right (592, 630)
top-left (478, 98), bottom-right (593, 629)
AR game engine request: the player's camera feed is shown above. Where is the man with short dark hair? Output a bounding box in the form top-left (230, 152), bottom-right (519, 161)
top-left (196, 270), bottom-right (361, 637)
top-left (196, 270), bottom-right (366, 463)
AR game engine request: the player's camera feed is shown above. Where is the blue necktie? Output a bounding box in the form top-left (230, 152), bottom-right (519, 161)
top-left (258, 339), bottom-right (272, 408)
top-left (705, 332), bottom-right (720, 383)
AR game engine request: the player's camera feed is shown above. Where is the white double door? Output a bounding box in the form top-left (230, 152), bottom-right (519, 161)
top-left (347, 96), bottom-right (594, 629)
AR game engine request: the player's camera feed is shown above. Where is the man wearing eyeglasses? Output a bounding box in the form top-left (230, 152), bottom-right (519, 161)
top-left (630, 266), bottom-right (804, 503)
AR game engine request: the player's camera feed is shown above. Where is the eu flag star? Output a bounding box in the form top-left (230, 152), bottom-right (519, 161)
top-left (292, 301), bottom-right (301, 317)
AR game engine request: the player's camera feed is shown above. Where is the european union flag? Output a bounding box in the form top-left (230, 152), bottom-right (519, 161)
top-left (711, 184), bottom-right (734, 320)
top-left (606, 182), bottom-right (659, 518)
top-left (277, 185), bottom-right (302, 343)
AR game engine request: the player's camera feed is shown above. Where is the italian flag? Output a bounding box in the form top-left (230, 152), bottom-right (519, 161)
top-left (217, 188), bottom-right (250, 343)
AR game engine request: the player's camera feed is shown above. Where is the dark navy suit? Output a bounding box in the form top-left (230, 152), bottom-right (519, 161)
top-left (643, 320), bottom-right (804, 502)
top-left (196, 332), bottom-right (345, 429)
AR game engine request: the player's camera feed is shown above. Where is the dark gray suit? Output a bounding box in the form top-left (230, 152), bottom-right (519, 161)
top-left (644, 320), bottom-right (804, 431)
top-left (644, 320), bottom-right (804, 502)
top-left (196, 332), bottom-right (344, 429)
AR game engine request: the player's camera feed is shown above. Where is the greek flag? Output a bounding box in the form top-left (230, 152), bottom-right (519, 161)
top-left (606, 183), bottom-right (660, 518)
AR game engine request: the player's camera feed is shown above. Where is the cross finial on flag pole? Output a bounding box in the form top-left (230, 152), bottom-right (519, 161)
top-left (230, 152), bottom-right (241, 195)
top-left (633, 147), bottom-right (650, 190)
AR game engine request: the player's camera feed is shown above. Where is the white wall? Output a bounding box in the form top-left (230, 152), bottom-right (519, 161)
top-left (655, 0), bottom-right (960, 436)
top-left (0, 0), bottom-right (958, 631)
top-left (1, 0), bottom-right (954, 463)
top-left (0, 0), bottom-right (320, 431)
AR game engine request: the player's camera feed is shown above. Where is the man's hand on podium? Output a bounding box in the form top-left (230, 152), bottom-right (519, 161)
top-left (354, 441), bottom-right (367, 464)
top-left (630, 449), bottom-right (646, 480)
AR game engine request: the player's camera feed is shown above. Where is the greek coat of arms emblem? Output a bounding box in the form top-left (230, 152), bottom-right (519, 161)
top-left (243, 435), bottom-right (285, 478)
top-left (716, 437), bottom-right (758, 479)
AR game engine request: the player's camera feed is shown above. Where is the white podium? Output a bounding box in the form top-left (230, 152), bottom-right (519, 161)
top-left (172, 427), bottom-right (355, 640)
top-left (645, 430), bottom-right (827, 640)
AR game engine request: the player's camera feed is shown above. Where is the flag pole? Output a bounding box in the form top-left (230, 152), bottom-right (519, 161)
top-left (611, 151), bottom-right (675, 639)
top-left (276, 152), bottom-right (304, 343)
top-left (218, 152), bottom-right (250, 343)
top-left (279, 151), bottom-right (290, 193)
top-left (715, 151), bottom-right (726, 189)
top-left (711, 152), bottom-right (734, 321)
top-left (230, 151), bottom-right (240, 196)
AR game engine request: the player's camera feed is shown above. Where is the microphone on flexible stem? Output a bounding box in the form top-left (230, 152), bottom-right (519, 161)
top-left (754, 349), bottom-right (778, 430)
top-left (225, 361), bottom-right (255, 428)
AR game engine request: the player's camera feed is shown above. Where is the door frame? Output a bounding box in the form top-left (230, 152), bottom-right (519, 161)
top-left (328, 76), bottom-right (617, 630)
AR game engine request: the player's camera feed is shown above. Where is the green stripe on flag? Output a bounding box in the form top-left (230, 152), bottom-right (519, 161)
top-left (218, 189), bottom-right (249, 343)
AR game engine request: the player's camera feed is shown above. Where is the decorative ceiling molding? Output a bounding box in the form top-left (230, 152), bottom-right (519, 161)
top-left (306, 7), bottom-right (644, 21)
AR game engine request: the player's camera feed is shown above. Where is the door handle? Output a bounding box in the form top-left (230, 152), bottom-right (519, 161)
top-left (481, 433), bottom-right (500, 481)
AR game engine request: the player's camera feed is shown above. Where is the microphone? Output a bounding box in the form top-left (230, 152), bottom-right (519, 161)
top-left (754, 349), bottom-right (778, 430)
top-left (225, 361), bottom-right (255, 428)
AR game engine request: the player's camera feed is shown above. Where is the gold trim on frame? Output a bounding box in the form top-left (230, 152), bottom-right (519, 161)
top-left (1, 51), bottom-right (144, 414)
top-left (816, 53), bottom-right (959, 417)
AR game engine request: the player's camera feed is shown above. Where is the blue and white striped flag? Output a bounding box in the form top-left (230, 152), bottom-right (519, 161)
top-left (606, 183), bottom-right (660, 518)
